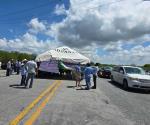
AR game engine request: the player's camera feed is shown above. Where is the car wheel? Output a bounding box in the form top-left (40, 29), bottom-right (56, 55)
top-left (123, 80), bottom-right (128, 90)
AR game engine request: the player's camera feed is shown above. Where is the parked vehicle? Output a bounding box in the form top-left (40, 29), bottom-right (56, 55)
top-left (145, 70), bottom-right (150, 75)
top-left (98, 66), bottom-right (112, 78)
top-left (111, 66), bottom-right (150, 90)
top-left (1, 62), bottom-right (7, 69)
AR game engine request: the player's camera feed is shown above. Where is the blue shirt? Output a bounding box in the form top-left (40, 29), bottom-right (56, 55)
top-left (75, 65), bottom-right (81, 72)
top-left (16, 61), bottom-right (21, 67)
top-left (84, 67), bottom-right (93, 78)
top-left (20, 64), bottom-right (27, 76)
top-left (92, 66), bottom-right (99, 75)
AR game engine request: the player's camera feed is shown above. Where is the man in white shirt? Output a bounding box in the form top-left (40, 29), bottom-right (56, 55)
top-left (6, 61), bottom-right (11, 76)
top-left (25, 60), bottom-right (37, 88)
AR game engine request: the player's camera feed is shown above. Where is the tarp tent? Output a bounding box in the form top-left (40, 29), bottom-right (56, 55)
top-left (35, 46), bottom-right (90, 73)
top-left (35, 46), bottom-right (90, 64)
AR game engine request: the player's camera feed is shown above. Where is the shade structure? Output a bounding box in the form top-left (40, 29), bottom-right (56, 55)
top-left (35, 46), bottom-right (90, 64)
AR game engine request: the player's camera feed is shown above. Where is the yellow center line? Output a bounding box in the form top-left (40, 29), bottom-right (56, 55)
top-left (24, 81), bottom-right (62, 125)
top-left (9, 80), bottom-right (60, 125)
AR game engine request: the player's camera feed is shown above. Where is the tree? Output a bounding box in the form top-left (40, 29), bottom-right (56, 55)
top-left (143, 64), bottom-right (150, 71)
top-left (0, 50), bottom-right (35, 63)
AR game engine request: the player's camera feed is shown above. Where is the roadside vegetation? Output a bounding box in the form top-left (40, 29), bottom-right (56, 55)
top-left (0, 50), bottom-right (150, 71)
top-left (143, 64), bottom-right (150, 71)
top-left (0, 50), bottom-right (36, 63)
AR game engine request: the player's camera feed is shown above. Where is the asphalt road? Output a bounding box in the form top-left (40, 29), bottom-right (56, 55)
top-left (99, 78), bottom-right (150, 125)
top-left (0, 71), bottom-right (150, 125)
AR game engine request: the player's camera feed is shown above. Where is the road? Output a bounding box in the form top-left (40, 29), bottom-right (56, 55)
top-left (99, 78), bottom-right (150, 125)
top-left (0, 71), bottom-right (150, 125)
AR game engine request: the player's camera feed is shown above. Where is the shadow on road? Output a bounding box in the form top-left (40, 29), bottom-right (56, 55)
top-left (36, 74), bottom-right (73, 81)
top-left (67, 85), bottom-right (75, 88)
top-left (0, 75), bottom-right (6, 77)
top-left (67, 85), bottom-right (86, 88)
top-left (9, 84), bottom-right (27, 89)
top-left (108, 80), bottom-right (150, 94)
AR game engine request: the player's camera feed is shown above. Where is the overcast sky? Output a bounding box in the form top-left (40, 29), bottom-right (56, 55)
top-left (0, 0), bottom-right (150, 65)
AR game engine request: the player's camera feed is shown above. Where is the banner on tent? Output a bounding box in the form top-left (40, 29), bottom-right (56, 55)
top-left (38, 60), bottom-right (79, 73)
top-left (39, 60), bottom-right (59, 73)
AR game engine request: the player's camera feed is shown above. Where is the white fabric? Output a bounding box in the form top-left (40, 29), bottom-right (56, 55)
top-left (26, 60), bottom-right (37, 74)
top-left (7, 61), bottom-right (11, 69)
top-left (35, 46), bottom-right (90, 64)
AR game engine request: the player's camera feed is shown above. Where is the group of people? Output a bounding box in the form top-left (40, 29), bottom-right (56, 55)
top-left (7, 59), bottom-right (37, 88)
top-left (73, 63), bottom-right (99, 90)
top-left (6, 59), bottom-right (98, 90)
top-left (20, 59), bottom-right (38, 88)
top-left (6, 60), bottom-right (21, 76)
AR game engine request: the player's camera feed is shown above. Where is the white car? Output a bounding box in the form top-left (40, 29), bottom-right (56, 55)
top-left (111, 66), bottom-right (150, 90)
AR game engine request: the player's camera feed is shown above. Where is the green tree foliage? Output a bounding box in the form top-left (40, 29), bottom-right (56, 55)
top-left (91, 62), bottom-right (115, 68)
top-left (99, 64), bottom-right (115, 68)
top-left (0, 50), bottom-right (36, 63)
top-left (143, 64), bottom-right (150, 71)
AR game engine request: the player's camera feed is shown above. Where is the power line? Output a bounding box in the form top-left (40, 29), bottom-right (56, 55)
top-left (0, 9), bottom-right (53, 22)
top-left (0, 0), bottom-right (133, 25)
top-left (0, 0), bottom-right (61, 18)
top-left (0, 0), bottom-right (64, 24)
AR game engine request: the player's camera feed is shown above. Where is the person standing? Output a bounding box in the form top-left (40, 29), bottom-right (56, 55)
top-left (92, 64), bottom-right (99, 89)
top-left (58, 60), bottom-right (64, 76)
top-left (10, 59), bottom-right (15, 75)
top-left (74, 64), bottom-right (81, 88)
top-left (6, 61), bottom-right (11, 76)
top-left (25, 60), bottom-right (37, 88)
top-left (16, 60), bottom-right (21, 75)
top-left (20, 59), bottom-right (27, 86)
top-left (84, 63), bottom-right (93, 90)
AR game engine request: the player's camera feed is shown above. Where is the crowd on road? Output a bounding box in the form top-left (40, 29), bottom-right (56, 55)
top-left (5, 59), bottom-right (99, 90)
top-left (6, 59), bottom-right (37, 88)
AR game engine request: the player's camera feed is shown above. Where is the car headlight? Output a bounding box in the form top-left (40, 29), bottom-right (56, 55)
top-left (128, 77), bottom-right (139, 81)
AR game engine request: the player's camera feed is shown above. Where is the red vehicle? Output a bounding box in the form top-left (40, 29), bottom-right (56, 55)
top-left (98, 67), bottom-right (112, 78)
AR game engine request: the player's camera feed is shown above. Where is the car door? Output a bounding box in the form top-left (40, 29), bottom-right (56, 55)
top-left (117, 67), bottom-right (125, 84)
top-left (112, 67), bottom-right (119, 82)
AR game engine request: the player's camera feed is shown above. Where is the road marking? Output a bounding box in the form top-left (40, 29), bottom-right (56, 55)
top-left (24, 81), bottom-right (62, 125)
top-left (9, 80), bottom-right (59, 125)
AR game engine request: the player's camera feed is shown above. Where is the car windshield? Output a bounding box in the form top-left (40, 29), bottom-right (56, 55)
top-left (124, 67), bottom-right (145, 75)
top-left (104, 67), bottom-right (112, 71)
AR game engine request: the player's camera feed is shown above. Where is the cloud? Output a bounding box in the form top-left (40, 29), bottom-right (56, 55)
top-left (98, 44), bottom-right (150, 65)
top-left (54, 4), bottom-right (67, 15)
top-left (0, 1), bottom-right (150, 65)
top-left (0, 32), bottom-right (60, 54)
top-left (28, 18), bottom-right (46, 34)
top-left (103, 41), bottom-right (122, 51)
top-left (74, 45), bottom-right (103, 63)
top-left (46, 0), bottom-right (150, 65)
top-left (49, 0), bottom-right (150, 48)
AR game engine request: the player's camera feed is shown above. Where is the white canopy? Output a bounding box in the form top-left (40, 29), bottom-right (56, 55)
top-left (35, 46), bottom-right (90, 64)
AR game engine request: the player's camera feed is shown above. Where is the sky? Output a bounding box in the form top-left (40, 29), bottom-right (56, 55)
top-left (0, 0), bottom-right (150, 65)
